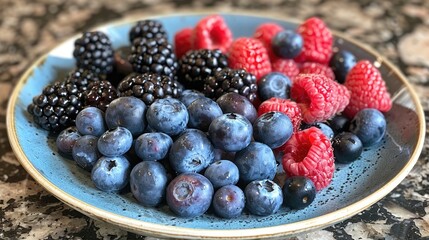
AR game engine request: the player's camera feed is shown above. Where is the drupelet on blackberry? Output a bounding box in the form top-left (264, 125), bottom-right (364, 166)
top-left (118, 72), bottom-right (183, 105)
top-left (129, 19), bottom-right (167, 43)
top-left (178, 49), bottom-right (228, 91)
top-left (128, 37), bottom-right (178, 80)
top-left (203, 68), bottom-right (258, 102)
top-left (73, 31), bottom-right (114, 75)
top-left (84, 80), bottom-right (118, 112)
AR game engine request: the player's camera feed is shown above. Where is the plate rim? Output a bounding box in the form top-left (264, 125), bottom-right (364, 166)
top-left (6, 11), bottom-right (426, 239)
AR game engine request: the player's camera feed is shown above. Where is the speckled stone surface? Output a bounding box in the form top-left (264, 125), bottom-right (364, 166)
top-left (1, 0), bottom-right (428, 239)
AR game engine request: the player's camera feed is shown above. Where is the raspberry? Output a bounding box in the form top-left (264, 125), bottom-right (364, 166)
top-left (258, 98), bottom-right (302, 132)
top-left (294, 17), bottom-right (333, 65)
top-left (228, 37), bottom-right (272, 80)
top-left (281, 127), bottom-right (335, 191)
top-left (193, 15), bottom-right (233, 53)
top-left (253, 23), bottom-right (284, 60)
top-left (344, 60), bottom-right (392, 118)
top-left (174, 27), bottom-right (193, 59)
top-left (299, 62), bottom-right (335, 80)
top-left (291, 74), bottom-right (350, 124)
top-left (271, 58), bottom-right (300, 79)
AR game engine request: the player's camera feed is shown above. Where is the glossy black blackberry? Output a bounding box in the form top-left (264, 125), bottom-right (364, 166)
top-left (84, 80), bottom-right (118, 112)
top-left (118, 72), bottom-right (183, 105)
top-left (129, 19), bottom-right (167, 43)
top-left (203, 68), bottom-right (258, 102)
top-left (27, 81), bottom-right (85, 132)
top-left (73, 31), bottom-right (114, 74)
top-left (66, 68), bottom-right (104, 91)
top-left (128, 37), bottom-right (178, 80)
top-left (178, 49), bottom-right (228, 91)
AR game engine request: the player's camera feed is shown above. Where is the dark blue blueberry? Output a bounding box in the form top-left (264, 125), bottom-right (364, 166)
top-left (282, 176), bottom-right (316, 209)
top-left (332, 132), bottom-right (363, 163)
top-left (212, 185), bottom-right (245, 219)
top-left (328, 115), bottom-right (350, 135)
top-left (72, 135), bottom-right (100, 171)
top-left (234, 142), bottom-right (277, 185)
top-left (166, 173), bottom-right (214, 218)
top-left (105, 96), bottom-right (147, 137)
top-left (204, 160), bottom-right (239, 189)
top-left (349, 108), bottom-right (387, 147)
top-left (146, 98), bottom-right (189, 136)
top-left (208, 113), bottom-right (252, 152)
top-left (216, 92), bottom-right (257, 123)
top-left (179, 89), bottom-right (205, 107)
top-left (329, 50), bottom-right (357, 83)
top-left (253, 111), bottom-right (293, 148)
top-left (302, 122), bottom-right (334, 140)
top-left (91, 155), bottom-right (130, 192)
top-left (97, 127), bottom-right (133, 157)
top-left (245, 179), bottom-right (283, 216)
top-left (213, 148), bottom-right (236, 161)
top-left (130, 161), bottom-right (168, 207)
top-left (56, 126), bottom-right (81, 156)
top-left (187, 97), bottom-right (223, 132)
top-left (169, 129), bottom-right (215, 174)
top-left (135, 132), bottom-right (173, 161)
top-left (257, 72), bottom-right (292, 101)
top-left (75, 107), bottom-right (106, 137)
top-left (271, 30), bottom-right (303, 59)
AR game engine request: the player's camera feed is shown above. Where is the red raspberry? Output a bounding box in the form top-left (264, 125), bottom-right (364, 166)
top-left (294, 17), bottom-right (333, 65)
top-left (291, 74), bottom-right (350, 123)
top-left (193, 15), bottom-right (233, 53)
top-left (299, 62), bottom-right (335, 80)
top-left (253, 23), bottom-right (284, 60)
top-left (258, 98), bottom-right (302, 132)
top-left (344, 60), bottom-right (392, 118)
top-left (228, 37), bottom-right (272, 80)
top-left (281, 127), bottom-right (335, 191)
top-left (271, 58), bottom-right (299, 79)
top-left (174, 27), bottom-right (193, 59)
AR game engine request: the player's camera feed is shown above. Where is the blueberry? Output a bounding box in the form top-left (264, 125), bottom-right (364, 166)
top-left (349, 108), bottom-right (387, 147)
top-left (146, 98), bottom-right (189, 136)
top-left (204, 160), bottom-right (239, 189)
top-left (75, 107), bottom-right (106, 137)
top-left (332, 132), bottom-right (363, 163)
top-left (328, 115), bottom-right (350, 135)
top-left (329, 50), bottom-right (357, 83)
top-left (213, 148), bottom-right (236, 161)
top-left (105, 96), bottom-right (147, 137)
top-left (187, 97), bottom-right (223, 131)
top-left (91, 155), bottom-right (130, 192)
top-left (135, 132), bottom-right (173, 161)
top-left (302, 122), bottom-right (334, 140)
top-left (169, 129), bottom-right (215, 174)
top-left (166, 173), bottom-right (214, 218)
top-left (234, 142), bottom-right (277, 185)
top-left (179, 89), bottom-right (205, 107)
top-left (253, 111), bottom-right (293, 148)
top-left (72, 135), bottom-right (100, 171)
top-left (97, 127), bottom-right (133, 157)
top-left (245, 179), bottom-right (283, 216)
top-left (271, 30), bottom-right (303, 59)
top-left (56, 126), bottom-right (81, 156)
top-left (216, 92), bottom-right (257, 123)
top-left (257, 72), bottom-right (292, 101)
top-left (282, 176), bottom-right (316, 209)
top-left (212, 185), bottom-right (245, 219)
top-left (130, 161), bottom-right (168, 207)
top-left (208, 113), bottom-right (253, 152)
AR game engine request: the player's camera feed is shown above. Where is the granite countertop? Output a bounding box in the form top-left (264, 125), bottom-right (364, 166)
top-left (1, 0), bottom-right (428, 239)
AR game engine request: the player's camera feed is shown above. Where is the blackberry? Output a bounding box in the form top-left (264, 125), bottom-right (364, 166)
top-left (66, 68), bottom-right (104, 91)
top-left (84, 80), bottom-right (118, 112)
top-left (203, 68), bottom-right (258, 102)
top-left (118, 72), bottom-right (183, 105)
top-left (27, 81), bottom-right (85, 132)
top-left (129, 19), bottom-right (167, 43)
top-left (128, 37), bottom-right (178, 80)
top-left (178, 49), bottom-right (228, 91)
top-left (73, 31), bottom-right (114, 75)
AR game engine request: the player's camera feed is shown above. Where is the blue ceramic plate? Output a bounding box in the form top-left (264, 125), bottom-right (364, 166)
top-left (7, 13), bottom-right (425, 239)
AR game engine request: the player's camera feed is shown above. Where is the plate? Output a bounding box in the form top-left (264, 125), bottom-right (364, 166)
top-left (6, 13), bottom-right (426, 239)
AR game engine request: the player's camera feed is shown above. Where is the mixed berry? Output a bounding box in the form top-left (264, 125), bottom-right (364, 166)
top-left (27, 14), bottom-right (393, 219)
